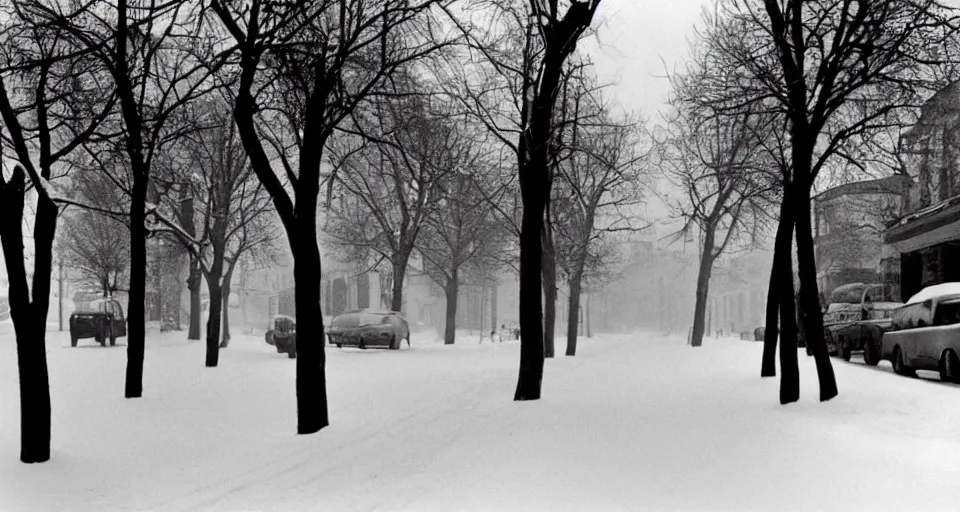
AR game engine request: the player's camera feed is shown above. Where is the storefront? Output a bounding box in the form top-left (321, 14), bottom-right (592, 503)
top-left (884, 195), bottom-right (960, 301)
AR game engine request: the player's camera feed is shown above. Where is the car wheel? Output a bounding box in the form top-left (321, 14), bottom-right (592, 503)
top-left (894, 347), bottom-right (916, 378)
top-left (940, 350), bottom-right (960, 383)
top-left (863, 339), bottom-right (880, 366)
top-left (841, 343), bottom-right (851, 362)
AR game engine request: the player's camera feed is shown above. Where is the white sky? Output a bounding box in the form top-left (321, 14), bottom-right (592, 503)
top-left (587, 0), bottom-right (712, 122)
top-left (582, 0), bottom-right (714, 245)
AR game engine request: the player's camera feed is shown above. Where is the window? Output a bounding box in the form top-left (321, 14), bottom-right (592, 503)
top-left (934, 301), bottom-right (960, 326)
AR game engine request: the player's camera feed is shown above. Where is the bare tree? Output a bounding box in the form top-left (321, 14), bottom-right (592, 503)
top-left (0, 1), bottom-right (116, 463)
top-left (700, 0), bottom-right (960, 403)
top-left (659, 92), bottom-right (778, 348)
top-left (444, 0), bottom-right (604, 400)
top-left (551, 85), bottom-right (649, 356)
top-left (57, 210), bottom-right (130, 297)
top-left (417, 166), bottom-right (509, 344)
top-left (28, 0), bottom-right (226, 398)
top-left (156, 106), bottom-right (275, 364)
top-left (326, 87), bottom-right (466, 314)
top-left (205, 0), bottom-right (453, 433)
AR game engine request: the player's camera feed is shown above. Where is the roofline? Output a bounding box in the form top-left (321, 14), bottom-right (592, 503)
top-left (813, 175), bottom-right (909, 203)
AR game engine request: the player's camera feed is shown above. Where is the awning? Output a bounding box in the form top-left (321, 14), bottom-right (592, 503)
top-left (884, 195), bottom-right (960, 253)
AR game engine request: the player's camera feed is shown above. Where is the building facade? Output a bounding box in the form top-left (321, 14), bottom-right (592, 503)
top-left (885, 81), bottom-right (960, 301)
top-left (708, 250), bottom-right (771, 336)
top-left (813, 175), bottom-right (909, 301)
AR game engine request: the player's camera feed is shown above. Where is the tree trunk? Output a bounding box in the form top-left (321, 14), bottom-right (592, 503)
top-left (0, 168), bottom-right (53, 463)
top-left (514, 4), bottom-right (601, 400)
top-left (58, 263), bottom-right (64, 331)
top-left (565, 271), bottom-right (583, 356)
top-left (228, 34), bottom-right (329, 434)
top-left (220, 284), bottom-right (230, 348)
top-left (794, 177), bottom-right (838, 402)
top-left (516, 191), bottom-right (546, 400)
top-left (761, 190), bottom-right (795, 378)
top-left (541, 228), bottom-right (557, 358)
top-left (116, 0), bottom-right (149, 399)
top-left (125, 177), bottom-right (148, 399)
top-left (174, 255), bottom-right (183, 330)
top-left (585, 291), bottom-right (591, 337)
top-left (220, 267), bottom-right (234, 348)
top-left (291, 227), bottom-right (328, 434)
top-left (773, 188), bottom-right (799, 404)
top-left (761, 246), bottom-right (781, 378)
top-left (181, 188), bottom-right (200, 339)
top-left (154, 250), bottom-right (162, 321)
top-left (444, 275), bottom-right (458, 345)
top-left (187, 259), bottom-right (201, 340)
top-left (390, 254), bottom-right (409, 313)
top-left (204, 275), bottom-right (223, 367)
top-left (690, 226), bottom-right (717, 348)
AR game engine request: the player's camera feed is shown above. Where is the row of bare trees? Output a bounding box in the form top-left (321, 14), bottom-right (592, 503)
top-left (666, 0), bottom-right (960, 405)
top-left (0, 0), bottom-right (619, 464)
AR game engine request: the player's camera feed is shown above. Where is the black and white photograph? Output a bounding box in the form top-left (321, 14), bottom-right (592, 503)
top-left (2, 0), bottom-right (960, 510)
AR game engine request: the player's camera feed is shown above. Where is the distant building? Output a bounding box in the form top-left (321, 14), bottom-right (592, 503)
top-left (708, 250), bottom-right (771, 336)
top-left (812, 175), bottom-right (909, 301)
top-left (885, 81), bottom-right (960, 301)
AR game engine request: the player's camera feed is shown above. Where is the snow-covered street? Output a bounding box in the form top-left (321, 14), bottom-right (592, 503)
top-left (2, 329), bottom-right (960, 511)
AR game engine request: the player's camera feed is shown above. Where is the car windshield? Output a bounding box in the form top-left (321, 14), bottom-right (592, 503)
top-left (333, 313), bottom-right (388, 328)
top-left (272, 315), bottom-right (296, 330)
top-left (77, 299), bottom-right (113, 313)
top-left (830, 284), bottom-right (896, 304)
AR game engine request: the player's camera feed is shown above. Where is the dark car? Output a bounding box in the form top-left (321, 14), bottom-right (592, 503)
top-left (820, 283), bottom-right (901, 363)
top-left (327, 310), bottom-right (410, 350)
top-left (265, 315), bottom-right (297, 359)
top-left (69, 298), bottom-right (126, 347)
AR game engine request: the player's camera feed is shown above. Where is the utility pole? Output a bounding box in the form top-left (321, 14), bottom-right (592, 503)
top-left (658, 275), bottom-right (665, 333)
top-left (586, 291), bottom-right (591, 338)
top-left (479, 282), bottom-right (486, 340)
top-left (490, 280), bottom-right (497, 333)
top-left (58, 261), bottom-right (64, 331)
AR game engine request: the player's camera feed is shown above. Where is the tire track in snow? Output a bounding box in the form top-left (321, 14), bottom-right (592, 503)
top-left (150, 350), bottom-right (513, 512)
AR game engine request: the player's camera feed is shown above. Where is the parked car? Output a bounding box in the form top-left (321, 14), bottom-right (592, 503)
top-left (327, 310), bottom-right (410, 350)
top-left (819, 282), bottom-right (902, 364)
top-left (265, 315), bottom-right (297, 358)
top-left (69, 298), bottom-right (126, 347)
top-left (881, 284), bottom-right (960, 382)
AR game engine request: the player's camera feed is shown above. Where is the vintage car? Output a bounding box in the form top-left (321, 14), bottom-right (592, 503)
top-left (327, 310), bottom-right (410, 350)
top-left (69, 298), bottom-right (126, 347)
top-left (265, 315), bottom-right (297, 358)
top-left (820, 283), bottom-right (902, 364)
top-left (881, 284), bottom-right (960, 382)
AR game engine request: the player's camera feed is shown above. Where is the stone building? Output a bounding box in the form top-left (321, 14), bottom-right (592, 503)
top-left (812, 175), bottom-right (909, 301)
top-left (885, 81), bottom-right (960, 301)
top-left (707, 250), bottom-right (771, 336)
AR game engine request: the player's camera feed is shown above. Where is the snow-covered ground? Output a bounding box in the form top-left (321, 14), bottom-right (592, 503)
top-left (2, 327), bottom-right (960, 511)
